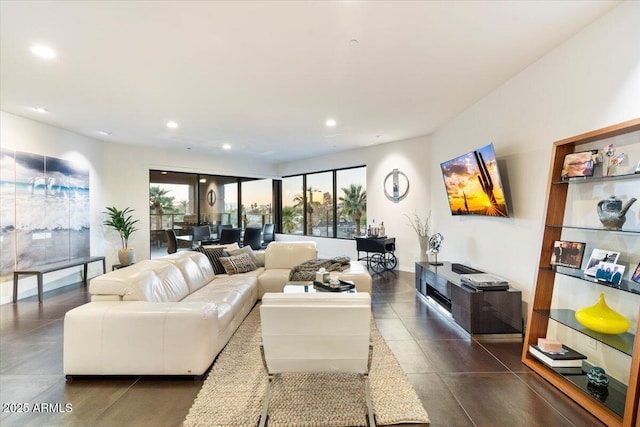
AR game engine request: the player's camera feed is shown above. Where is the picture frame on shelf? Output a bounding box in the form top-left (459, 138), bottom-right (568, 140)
top-left (583, 248), bottom-right (620, 277)
top-left (561, 150), bottom-right (596, 180)
top-left (631, 262), bottom-right (640, 284)
top-left (595, 262), bottom-right (626, 285)
top-left (550, 240), bottom-right (585, 269)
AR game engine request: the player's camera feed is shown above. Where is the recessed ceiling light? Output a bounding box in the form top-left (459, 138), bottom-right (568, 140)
top-left (30, 44), bottom-right (56, 59)
top-left (350, 39), bottom-right (359, 46)
top-left (98, 130), bottom-right (112, 136)
top-left (166, 121), bottom-right (179, 129)
top-left (222, 143), bottom-right (231, 150)
top-left (33, 107), bottom-right (49, 113)
top-left (199, 178), bottom-right (206, 183)
top-left (325, 119), bottom-right (337, 127)
top-left (161, 171), bottom-right (168, 175)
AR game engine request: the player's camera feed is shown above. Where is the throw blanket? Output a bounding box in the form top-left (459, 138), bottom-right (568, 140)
top-left (289, 256), bottom-right (351, 281)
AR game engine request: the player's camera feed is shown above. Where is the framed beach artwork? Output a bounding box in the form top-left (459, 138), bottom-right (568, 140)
top-left (1, 149), bottom-right (90, 276)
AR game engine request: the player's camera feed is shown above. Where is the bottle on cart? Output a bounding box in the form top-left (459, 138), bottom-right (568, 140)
top-left (380, 221), bottom-right (385, 237)
top-left (367, 225), bottom-right (372, 237)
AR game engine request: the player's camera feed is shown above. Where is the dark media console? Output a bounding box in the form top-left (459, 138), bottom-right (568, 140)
top-left (415, 261), bottom-right (523, 335)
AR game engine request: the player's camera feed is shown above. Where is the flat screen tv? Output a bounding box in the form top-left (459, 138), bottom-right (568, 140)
top-left (440, 143), bottom-right (509, 217)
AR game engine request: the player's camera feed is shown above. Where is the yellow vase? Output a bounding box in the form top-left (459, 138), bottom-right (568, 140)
top-left (575, 293), bottom-right (630, 335)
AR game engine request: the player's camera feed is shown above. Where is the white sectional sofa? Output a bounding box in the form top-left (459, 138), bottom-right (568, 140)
top-left (63, 241), bottom-right (371, 377)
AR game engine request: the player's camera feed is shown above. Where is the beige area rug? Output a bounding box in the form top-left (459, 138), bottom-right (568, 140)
top-left (183, 306), bottom-right (430, 427)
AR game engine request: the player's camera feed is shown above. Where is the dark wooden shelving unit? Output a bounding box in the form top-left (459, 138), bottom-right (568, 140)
top-left (522, 118), bottom-right (640, 427)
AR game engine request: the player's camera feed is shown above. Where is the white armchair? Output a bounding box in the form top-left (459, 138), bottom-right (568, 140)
top-left (259, 292), bottom-right (375, 426)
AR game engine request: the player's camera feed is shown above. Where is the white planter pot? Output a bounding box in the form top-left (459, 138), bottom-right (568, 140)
top-left (118, 248), bottom-right (135, 266)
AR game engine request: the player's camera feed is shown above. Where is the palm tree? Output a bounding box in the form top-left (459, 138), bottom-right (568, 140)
top-left (338, 184), bottom-right (367, 236)
top-left (293, 187), bottom-right (321, 235)
top-left (149, 186), bottom-right (175, 231)
top-left (281, 206), bottom-right (297, 234)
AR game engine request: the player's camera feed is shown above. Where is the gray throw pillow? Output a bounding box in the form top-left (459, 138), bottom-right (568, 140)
top-left (219, 253), bottom-right (257, 275)
top-left (227, 245), bottom-right (264, 267)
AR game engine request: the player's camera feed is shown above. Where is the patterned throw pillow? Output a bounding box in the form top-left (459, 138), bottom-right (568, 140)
top-left (227, 246), bottom-right (264, 267)
top-left (195, 246), bottom-right (227, 275)
top-left (219, 253), bottom-right (257, 275)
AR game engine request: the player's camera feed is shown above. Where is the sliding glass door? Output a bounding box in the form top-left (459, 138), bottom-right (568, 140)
top-left (150, 171), bottom-right (273, 257)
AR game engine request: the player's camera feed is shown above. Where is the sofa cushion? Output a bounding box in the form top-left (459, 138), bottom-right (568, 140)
top-left (196, 246), bottom-right (227, 274)
top-left (220, 253), bottom-right (257, 275)
top-left (227, 245), bottom-right (264, 267)
top-left (155, 251), bottom-right (215, 293)
top-left (257, 269), bottom-right (292, 298)
top-left (181, 275), bottom-right (258, 343)
top-left (264, 241), bottom-right (317, 269)
top-left (90, 260), bottom-right (190, 302)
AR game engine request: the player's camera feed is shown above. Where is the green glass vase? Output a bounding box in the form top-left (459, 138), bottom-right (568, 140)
top-left (575, 293), bottom-right (630, 335)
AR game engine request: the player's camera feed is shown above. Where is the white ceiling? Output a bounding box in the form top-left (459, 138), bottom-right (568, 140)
top-left (0, 1), bottom-right (619, 163)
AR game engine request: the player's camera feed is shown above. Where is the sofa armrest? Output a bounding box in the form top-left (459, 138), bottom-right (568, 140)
top-left (64, 301), bottom-right (219, 376)
top-left (331, 261), bottom-right (372, 294)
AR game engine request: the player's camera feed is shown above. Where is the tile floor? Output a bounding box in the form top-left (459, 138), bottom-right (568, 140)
top-left (0, 268), bottom-right (605, 426)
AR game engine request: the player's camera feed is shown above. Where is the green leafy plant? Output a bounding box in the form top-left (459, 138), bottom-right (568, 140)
top-left (103, 206), bottom-right (139, 249)
top-left (338, 184), bottom-right (367, 237)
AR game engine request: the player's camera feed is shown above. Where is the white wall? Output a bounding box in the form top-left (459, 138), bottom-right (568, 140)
top-left (280, 0), bottom-right (640, 298)
top-left (278, 134), bottom-right (433, 272)
top-left (427, 2), bottom-right (640, 376)
top-left (101, 141), bottom-right (278, 268)
top-left (283, 1), bottom-right (640, 381)
top-left (0, 111), bottom-right (279, 303)
top-left (429, 1), bottom-right (640, 311)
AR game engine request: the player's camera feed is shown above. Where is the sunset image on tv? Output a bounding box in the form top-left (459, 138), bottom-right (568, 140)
top-left (440, 143), bottom-right (508, 217)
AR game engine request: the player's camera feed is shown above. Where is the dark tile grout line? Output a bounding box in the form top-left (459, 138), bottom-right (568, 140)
top-left (386, 292), bottom-right (480, 427)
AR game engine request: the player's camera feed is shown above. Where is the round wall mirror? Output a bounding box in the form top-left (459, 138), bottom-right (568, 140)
top-left (207, 189), bottom-right (216, 206)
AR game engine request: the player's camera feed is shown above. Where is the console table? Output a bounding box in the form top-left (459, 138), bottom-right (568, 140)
top-left (415, 261), bottom-right (522, 334)
top-left (13, 256), bottom-right (106, 303)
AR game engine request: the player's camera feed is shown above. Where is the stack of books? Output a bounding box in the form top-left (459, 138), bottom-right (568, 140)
top-left (529, 344), bottom-right (587, 372)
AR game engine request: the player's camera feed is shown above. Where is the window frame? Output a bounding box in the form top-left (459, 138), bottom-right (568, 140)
top-left (280, 165), bottom-right (366, 240)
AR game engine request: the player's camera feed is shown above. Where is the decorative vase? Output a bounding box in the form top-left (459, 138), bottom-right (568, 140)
top-left (596, 195), bottom-right (637, 230)
top-left (587, 382), bottom-right (609, 402)
top-left (418, 235), bottom-right (429, 262)
top-left (575, 293), bottom-right (630, 334)
top-left (118, 248), bottom-right (135, 266)
top-left (587, 367), bottom-right (609, 388)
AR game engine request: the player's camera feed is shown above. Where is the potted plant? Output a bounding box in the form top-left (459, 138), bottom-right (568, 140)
top-left (103, 206), bottom-right (139, 265)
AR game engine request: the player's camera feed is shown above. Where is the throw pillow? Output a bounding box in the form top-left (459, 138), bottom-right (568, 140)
top-left (195, 246), bottom-right (227, 275)
top-left (227, 245), bottom-right (264, 267)
top-left (201, 243), bottom-right (240, 252)
top-left (219, 253), bottom-right (257, 275)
